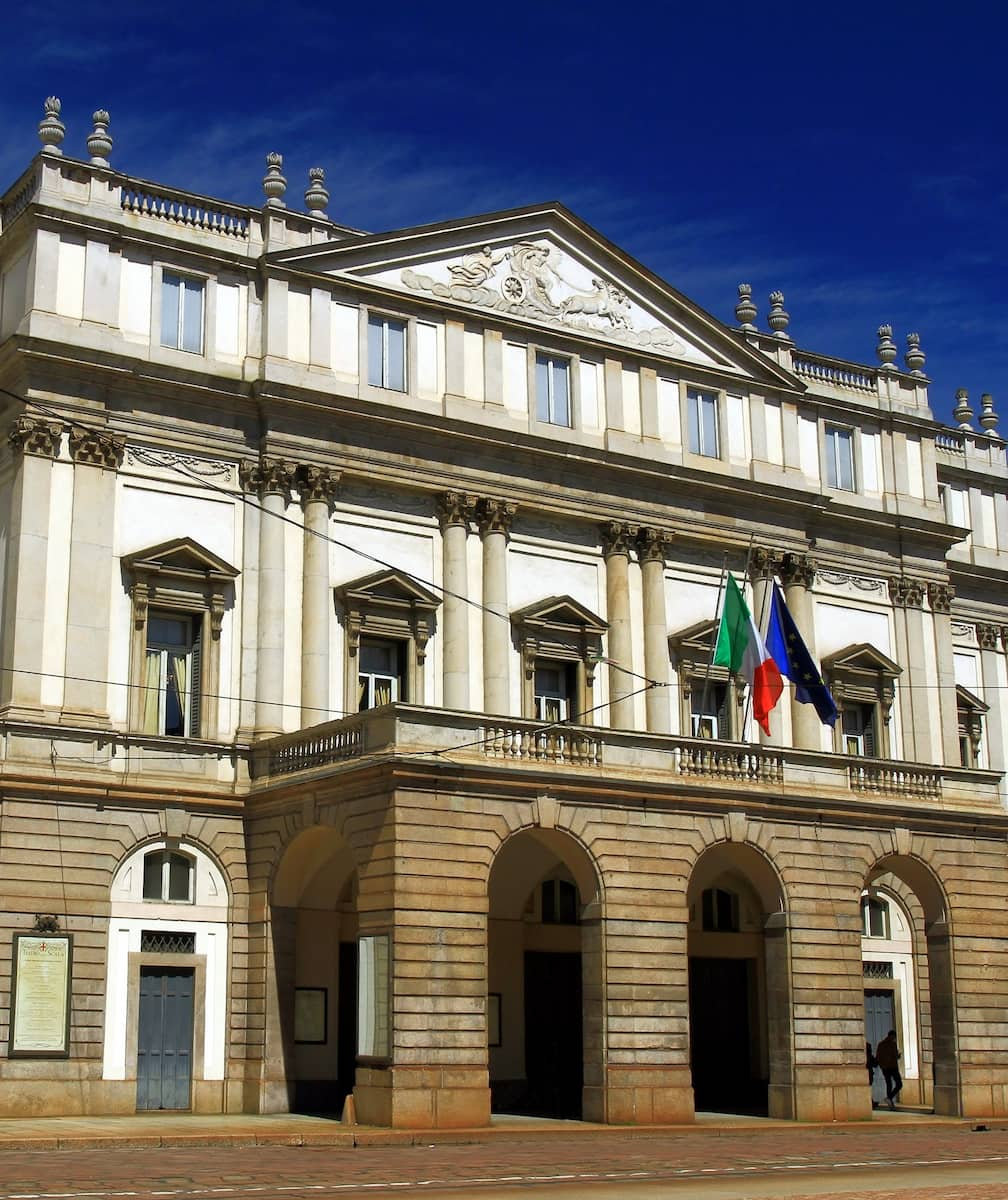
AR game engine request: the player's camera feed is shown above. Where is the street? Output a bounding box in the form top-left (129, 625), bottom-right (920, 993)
top-left (0, 1123), bottom-right (1007, 1199)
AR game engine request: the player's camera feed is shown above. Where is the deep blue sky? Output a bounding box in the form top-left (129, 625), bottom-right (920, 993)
top-left (2, 1), bottom-right (1003, 427)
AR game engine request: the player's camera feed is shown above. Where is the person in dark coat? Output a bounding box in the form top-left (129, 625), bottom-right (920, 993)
top-left (876, 1029), bottom-right (902, 1110)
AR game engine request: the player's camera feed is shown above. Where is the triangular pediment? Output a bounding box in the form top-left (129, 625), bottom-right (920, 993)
top-left (122, 537), bottom-right (238, 580)
top-left (669, 619), bottom-right (718, 656)
top-left (511, 595), bottom-right (607, 633)
top-left (821, 643), bottom-right (901, 679)
top-left (270, 204), bottom-right (800, 389)
top-left (956, 684), bottom-right (988, 714)
top-left (335, 568), bottom-right (441, 612)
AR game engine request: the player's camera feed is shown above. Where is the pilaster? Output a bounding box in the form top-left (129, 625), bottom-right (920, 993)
top-left (477, 498), bottom-right (515, 716)
top-left (927, 582), bottom-right (960, 766)
top-left (437, 491), bottom-right (477, 711)
top-left (778, 552), bottom-right (822, 751)
top-left (888, 576), bottom-right (929, 762)
top-left (636, 527), bottom-right (671, 734)
top-left (977, 623), bottom-right (1007, 796)
top-left (601, 521), bottom-right (637, 730)
top-left (298, 465), bottom-right (340, 726)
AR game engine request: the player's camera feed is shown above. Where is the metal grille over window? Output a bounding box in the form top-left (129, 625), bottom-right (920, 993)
top-left (141, 930), bottom-right (196, 954)
top-left (863, 960), bottom-right (894, 979)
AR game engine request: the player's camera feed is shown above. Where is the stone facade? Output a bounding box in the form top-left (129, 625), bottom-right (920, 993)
top-left (0, 101), bottom-right (1007, 1126)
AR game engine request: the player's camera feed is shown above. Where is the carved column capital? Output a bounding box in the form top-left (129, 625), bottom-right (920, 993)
top-left (297, 464), bottom-right (341, 508)
top-left (239, 457), bottom-right (296, 498)
top-left (927, 581), bottom-right (955, 615)
top-left (748, 546), bottom-right (779, 581)
top-left (977, 622), bottom-right (1002, 652)
top-left (600, 520), bottom-right (639, 559)
top-left (637, 526), bottom-right (671, 565)
top-left (68, 427), bottom-right (125, 468)
top-left (888, 576), bottom-right (924, 608)
top-left (436, 490), bottom-right (478, 530)
top-left (9, 416), bottom-right (63, 458)
top-left (476, 497), bottom-right (517, 538)
top-left (778, 551), bottom-right (816, 590)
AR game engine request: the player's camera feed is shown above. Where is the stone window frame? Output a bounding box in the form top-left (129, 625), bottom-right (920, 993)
top-left (821, 643), bottom-right (902, 760)
top-left (335, 568), bottom-right (441, 711)
top-left (359, 304), bottom-right (416, 399)
top-left (526, 344), bottom-right (583, 435)
top-left (822, 421), bottom-right (857, 492)
top-left (122, 538), bottom-right (238, 742)
top-left (510, 595), bottom-right (607, 725)
top-left (150, 262), bottom-right (217, 365)
top-left (683, 385), bottom-right (723, 460)
top-left (955, 683), bottom-right (988, 768)
top-left (668, 619), bottom-right (745, 741)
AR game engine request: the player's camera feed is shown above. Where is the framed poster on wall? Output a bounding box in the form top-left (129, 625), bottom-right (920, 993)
top-left (8, 933), bottom-right (72, 1057)
top-left (294, 987), bottom-right (328, 1044)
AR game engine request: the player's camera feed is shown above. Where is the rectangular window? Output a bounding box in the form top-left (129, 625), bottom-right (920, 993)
top-left (534, 662), bottom-right (573, 722)
top-left (142, 614), bottom-right (200, 738)
top-left (691, 680), bottom-right (730, 739)
top-left (367, 315), bottom-right (407, 391)
top-left (358, 638), bottom-right (403, 710)
top-left (842, 704), bottom-right (875, 756)
top-left (825, 425), bottom-right (855, 490)
top-left (535, 353), bottom-right (571, 426)
top-left (161, 274), bottom-right (204, 353)
top-left (687, 389), bottom-right (719, 457)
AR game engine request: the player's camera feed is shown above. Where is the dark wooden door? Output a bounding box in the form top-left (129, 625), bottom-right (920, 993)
top-left (523, 951), bottom-right (583, 1118)
top-left (136, 966), bottom-right (194, 1111)
top-left (689, 957), bottom-right (759, 1112)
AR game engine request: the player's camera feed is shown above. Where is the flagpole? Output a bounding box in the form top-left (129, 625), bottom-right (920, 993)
top-left (699, 552), bottom-right (730, 733)
top-left (737, 534), bottom-right (759, 739)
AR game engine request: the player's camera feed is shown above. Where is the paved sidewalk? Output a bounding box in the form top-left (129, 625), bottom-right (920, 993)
top-left (0, 1107), bottom-right (987, 1152)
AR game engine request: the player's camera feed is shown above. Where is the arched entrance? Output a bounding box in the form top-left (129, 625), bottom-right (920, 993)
top-left (487, 827), bottom-right (602, 1120)
top-left (863, 855), bottom-right (958, 1114)
top-left (686, 842), bottom-right (792, 1117)
top-left (271, 826), bottom-right (359, 1113)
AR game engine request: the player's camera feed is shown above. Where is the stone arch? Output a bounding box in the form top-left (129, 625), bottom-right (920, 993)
top-left (486, 823), bottom-right (604, 1121)
top-left (685, 838), bottom-right (793, 1118)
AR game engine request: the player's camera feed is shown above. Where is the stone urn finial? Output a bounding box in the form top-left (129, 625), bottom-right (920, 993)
top-left (904, 332), bottom-right (926, 377)
top-left (38, 96), bottom-right (65, 155)
top-left (87, 109), bottom-right (112, 167)
top-left (953, 387), bottom-right (974, 430)
top-left (735, 283), bottom-right (757, 331)
top-left (767, 290), bottom-right (791, 339)
top-left (979, 393), bottom-right (999, 436)
top-left (304, 166), bottom-right (329, 218)
top-left (876, 324), bottom-right (897, 371)
top-left (263, 152), bottom-right (287, 207)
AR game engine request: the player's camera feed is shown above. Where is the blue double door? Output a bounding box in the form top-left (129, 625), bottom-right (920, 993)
top-left (137, 966), bottom-right (194, 1110)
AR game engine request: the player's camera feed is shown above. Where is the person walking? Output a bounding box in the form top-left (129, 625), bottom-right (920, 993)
top-left (876, 1029), bottom-right (902, 1110)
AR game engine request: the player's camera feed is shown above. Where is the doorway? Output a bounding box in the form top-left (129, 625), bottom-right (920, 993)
top-left (689, 957), bottom-right (763, 1112)
top-left (136, 966), bottom-right (194, 1110)
top-left (865, 988), bottom-right (896, 1107)
top-left (523, 950), bottom-right (583, 1118)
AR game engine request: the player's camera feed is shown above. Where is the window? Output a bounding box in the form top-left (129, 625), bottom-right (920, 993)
top-left (822, 643), bottom-right (901, 760)
top-left (861, 895), bottom-right (890, 939)
top-left (956, 685), bottom-right (987, 768)
top-left (367, 314), bottom-right (407, 391)
top-left (142, 613), bottom-right (200, 738)
top-left (534, 661), bottom-right (574, 722)
top-left (842, 704), bottom-right (876, 756)
top-left (691, 680), bottom-right (730, 739)
top-left (669, 620), bottom-right (739, 741)
top-left (701, 887), bottom-right (739, 932)
top-left (142, 850), bottom-right (194, 903)
top-left (687, 388), bottom-right (719, 457)
top-left (535, 353), bottom-right (571, 426)
top-left (541, 879), bottom-right (579, 924)
top-left (825, 425), bottom-right (855, 491)
top-left (161, 274), bottom-right (204, 353)
top-left (357, 637), bottom-right (404, 710)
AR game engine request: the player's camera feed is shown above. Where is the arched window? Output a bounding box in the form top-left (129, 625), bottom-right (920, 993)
top-left (142, 850), bottom-right (195, 903)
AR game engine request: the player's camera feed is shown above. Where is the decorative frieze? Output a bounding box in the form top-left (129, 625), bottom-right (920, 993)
top-left (239, 457), bottom-right (296, 498)
top-left (476, 497), bottom-right (517, 537)
top-left (928, 582), bottom-right (956, 615)
top-left (888, 576), bottom-right (925, 609)
top-left (637, 527), bottom-right (671, 565)
top-left (9, 416), bottom-right (63, 458)
top-left (68, 427), bottom-right (125, 468)
top-left (818, 570), bottom-right (886, 594)
top-left (297, 465), bottom-right (341, 507)
top-left (600, 520), bottom-right (638, 559)
top-left (436, 490), bottom-right (478, 530)
top-left (128, 445), bottom-right (236, 481)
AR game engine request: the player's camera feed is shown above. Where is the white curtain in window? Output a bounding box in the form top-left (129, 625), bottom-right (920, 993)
top-left (142, 649), bottom-right (161, 734)
top-left (169, 651), bottom-right (188, 736)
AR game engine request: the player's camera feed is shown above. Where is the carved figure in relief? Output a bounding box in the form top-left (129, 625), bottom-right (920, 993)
top-left (505, 243), bottom-right (559, 312)
top-left (448, 245), bottom-right (507, 288)
top-left (561, 277), bottom-right (631, 329)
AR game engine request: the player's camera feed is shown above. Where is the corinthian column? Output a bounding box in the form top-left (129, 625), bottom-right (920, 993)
top-left (978, 624), bottom-right (1007, 794)
top-left (1, 417), bottom-right (63, 718)
top-left (437, 491), bottom-right (477, 711)
top-left (601, 521), bottom-right (637, 730)
top-left (62, 427), bottom-right (125, 723)
top-left (637, 527), bottom-right (671, 734)
top-left (477, 498), bottom-right (516, 716)
top-left (888, 575), bottom-right (928, 761)
top-left (298, 465), bottom-right (340, 727)
top-left (779, 552), bottom-right (822, 751)
top-left (928, 581), bottom-right (960, 766)
top-left (241, 458), bottom-right (295, 737)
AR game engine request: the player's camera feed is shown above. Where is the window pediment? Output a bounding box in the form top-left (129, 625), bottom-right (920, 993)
top-left (821, 643), bottom-right (901, 682)
top-left (511, 595), bottom-right (608, 636)
top-left (956, 684), bottom-right (988, 715)
top-left (335, 569), bottom-right (441, 677)
top-left (335, 568), bottom-right (441, 614)
top-left (669, 620), bottom-right (722, 668)
top-left (122, 537), bottom-right (239, 585)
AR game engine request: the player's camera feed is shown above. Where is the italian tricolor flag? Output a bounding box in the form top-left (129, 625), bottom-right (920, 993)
top-left (713, 573), bottom-right (783, 735)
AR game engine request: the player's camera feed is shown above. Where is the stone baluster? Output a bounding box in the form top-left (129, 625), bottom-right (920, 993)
top-left (637, 527), bottom-right (671, 734)
top-left (778, 552), bottom-right (822, 751)
top-left (888, 576), bottom-right (928, 762)
top-left (62, 427), bottom-right (125, 722)
top-left (437, 491), bottom-right (477, 711)
top-left (977, 624), bottom-right (1006, 790)
top-left (241, 458), bottom-right (296, 736)
top-left (928, 582), bottom-right (960, 766)
top-left (298, 466), bottom-right (340, 727)
top-left (477, 498), bottom-right (516, 716)
top-left (601, 521), bottom-right (638, 730)
top-left (0, 417), bottom-right (64, 717)
top-left (748, 548), bottom-right (782, 746)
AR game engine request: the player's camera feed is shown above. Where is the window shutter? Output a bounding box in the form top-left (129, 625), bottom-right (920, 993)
top-left (863, 708), bottom-right (876, 757)
top-left (717, 685), bottom-right (731, 740)
top-left (189, 625), bottom-right (202, 738)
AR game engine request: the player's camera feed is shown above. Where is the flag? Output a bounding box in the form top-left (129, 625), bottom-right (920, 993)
top-left (766, 583), bottom-right (838, 726)
top-left (713, 573), bottom-right (783, 735)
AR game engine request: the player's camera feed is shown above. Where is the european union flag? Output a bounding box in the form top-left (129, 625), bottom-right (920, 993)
top-left (766, 583), bottom-right (838, 726)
